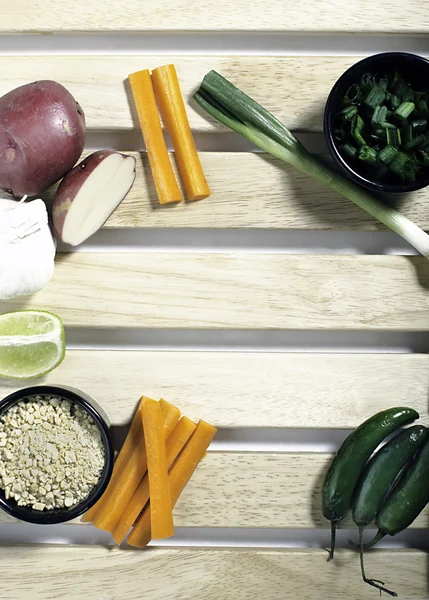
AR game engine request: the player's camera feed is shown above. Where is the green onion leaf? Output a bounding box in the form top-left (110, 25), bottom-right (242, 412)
top-left (394, 101), bottom-right (416, 120)
top-left (379, 145), bottom-right (398, 165)
top-left (417, 150), bottom-right (429, 166)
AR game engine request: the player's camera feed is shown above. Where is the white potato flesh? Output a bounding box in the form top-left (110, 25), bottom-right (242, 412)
top-left (61, 153), bottom-right (135, 246)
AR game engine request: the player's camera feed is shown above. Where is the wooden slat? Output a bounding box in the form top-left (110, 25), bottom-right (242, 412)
top-left (45, 151), bottom-right (429, 231)
top-left (2, 1), bottom-right (429, 33)
top-left (0, 351), bottom-right (427, 428)
top-left (0, 56), bottom-right (382, 132)
top-left (2, 452), bottom-right (429, 528)
top-left (2, 254), bottom-right (429, 330)
top-left (0, 546), bottom-right (425, 600)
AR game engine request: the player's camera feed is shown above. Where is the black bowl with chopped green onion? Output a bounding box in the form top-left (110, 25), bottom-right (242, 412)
top-left (324, 52), bottom-right (429, 193)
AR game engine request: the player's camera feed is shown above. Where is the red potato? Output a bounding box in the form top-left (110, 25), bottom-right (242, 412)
top-left (0, 80), bottom-right (86, 198)
top-left (53, 150), bottom-right (136, 246)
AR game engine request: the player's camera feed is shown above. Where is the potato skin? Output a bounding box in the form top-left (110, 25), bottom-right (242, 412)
top-left (0, 80), bottom-right (86, 197)
top-left (53, 150), bottom-right (136, 239)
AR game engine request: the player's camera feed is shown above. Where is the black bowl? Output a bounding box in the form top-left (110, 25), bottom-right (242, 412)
top-left (0, 385), bottom-right (114, 524)
top-left (324, 52), bottom-right (429, 193)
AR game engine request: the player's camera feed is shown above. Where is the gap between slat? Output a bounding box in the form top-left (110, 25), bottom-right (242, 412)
top-left (57, 229), bottom-right (417, 255)
top-left (0, 33), bottom-right (428, 56)
top-left (65, 328), bottom-right (429, 353)
top-left (0, 524), bottom-right (427, 551)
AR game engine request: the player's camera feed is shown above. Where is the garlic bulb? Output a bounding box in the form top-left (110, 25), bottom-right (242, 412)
top-left (0, 198), bottom-right (56, 299)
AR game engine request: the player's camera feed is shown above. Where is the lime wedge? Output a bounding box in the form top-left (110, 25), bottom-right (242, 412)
top-left (0, 310), bottom-right (66, 379)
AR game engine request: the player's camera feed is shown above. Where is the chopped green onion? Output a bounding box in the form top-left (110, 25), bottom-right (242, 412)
top-left (404, 161), bottom-right (417, 183)
top-left (412, 119), bottom-right (427, 131)
top-left (194, 70), bottom-right (429, 257)
top-left (375, 164), bottom-right (389, 179)
top-left (389, 94), bottom-right (401, 110)
top-left (378, 145), bottom-right (398, 165)
top-left (358, 146), bottom-right (378, 164)
top-left (344, 84), bottom-right (362, 105)
top-left (371, 105), bottom-right (388, 127)
top-left (392, 79), bottom-right (410, 98)
top-left (351, 115), bottom-right (366, 147)
top-left (337, 105), bottom-right (358, 120)
top-left (386, 127), bottom-right (401, 148)
top-left (402, 88), bottom-right (414, 103)
top-left (379, 77), bottom-right (388, 92)
top-left (417, 150), bottom-right (429, 166)
top-left (360, 72), bottom-right (376, 93)
top-left (364, 85), bottom-right (386, 109)
top-left (416, 99), bottom-right (428, 118)
top-left (342, 143), bottom-right (358, 159)
top-left (389, 152), bottom-right (409, 179)
top-left (373, 128), bottom-right (387, 139)
top-left (404, 133), bottom-right (427, 151)
top-left (394, 101), bottom-right (415, 120)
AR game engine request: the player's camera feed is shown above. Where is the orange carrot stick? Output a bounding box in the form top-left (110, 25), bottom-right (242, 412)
top-left (127, 419), bottom-right (217, 548)
top-left (141, 397), bottom-right (174, 539)
top-left (128, 69), bottom-right (182, 205)
top-left (81, 397), bottom-right (144, 523)
top-left (93, 399), bottom-right (180, 533)
top-left (160, 399), bottom-right (181, 437)
top-left (152, 64), bottom-right (211, 201)
top-left (112, 416), bottom-right (196, 545)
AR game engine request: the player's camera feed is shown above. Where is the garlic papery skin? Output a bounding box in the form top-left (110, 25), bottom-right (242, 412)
top-left (0, 198), bottom-right (56, 300)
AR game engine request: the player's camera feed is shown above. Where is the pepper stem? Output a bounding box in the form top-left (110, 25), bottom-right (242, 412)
top-left (359, 527), bottom-right (397, 597)
top-left (328, 521), bottom-right (336, 561)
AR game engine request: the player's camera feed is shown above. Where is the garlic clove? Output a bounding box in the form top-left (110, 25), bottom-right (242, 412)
top-left (0, 198), bottom-right (56, 300)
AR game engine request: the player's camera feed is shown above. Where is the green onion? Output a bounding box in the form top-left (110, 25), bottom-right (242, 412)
top-left (194, 70), bottom-right (429, 257)
top-left (337, 105), bottom-right (359, 120)
top-left (351, 115), bottom-right (367, 147)
top-left (404, 133), bottom-right (427, 151)
top-left (360, 72), bottom-right (376, 93)
top-left (344, 84), bottom-right (362, 105)
top-left (394, 101), bottom-right (415, 120)
top-left (417, 150), bottom-right (429, 166)
top-left (378, 145), bottom-right (398, 165)
top-left (371, 105), bottom-right (388, 127)
top-left (343, 143), bottom-right (358, 159)
top-left (412, 119), bottom-right (427, 132)
top-left (364, 85), bottom-right (386, 109)
top-left (359, 146), bottom-right (378, 164)
top-left (389, 152), bottom-right (409, 179)
top-left (389, 94), bottom-right (401, 110)
top-left (386, 127), bottom-right (401, 148)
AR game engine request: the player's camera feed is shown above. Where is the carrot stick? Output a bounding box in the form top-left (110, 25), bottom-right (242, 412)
top-left (127, 419), bottom-right (217, 548)
top-left (160, 399), bottom-right (181, 437)
top-left (112, 416), bottom-right (196, 545)
top-left (141, 397), bottom-right (174, 539)
top-left (152, 64), bottom-right (211, 202)
top-left (128, 69), bottom-right (182, 205)
top-left (93, 399), bottom-right (180, 533)
top-left (81, 397), bottom-right (144, 523)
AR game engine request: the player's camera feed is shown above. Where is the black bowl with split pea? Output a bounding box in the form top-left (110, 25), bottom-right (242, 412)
top-left (324, 52), bottom-right (429, 193)
top-left (0, 385), bottom-right (114, 524)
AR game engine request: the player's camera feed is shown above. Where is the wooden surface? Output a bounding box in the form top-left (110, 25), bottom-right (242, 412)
top-left (2, 253), bottom-right (429, 330)
top-left (0, 56), bottom-right (363, 132)
top-left (42, 151), bottom-right (429, 231)
top-left (1, 0), bottom-right (429, 33)
top-left (0, 546), bottom-right (426, 600)
top-left (0, 351), bottom-right (427, 428)
top-left (1, 0), bottom-right (429, 597)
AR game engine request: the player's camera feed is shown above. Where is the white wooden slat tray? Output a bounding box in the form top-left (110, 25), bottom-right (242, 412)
top-left (1, 3), bottom-right (429, 598)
